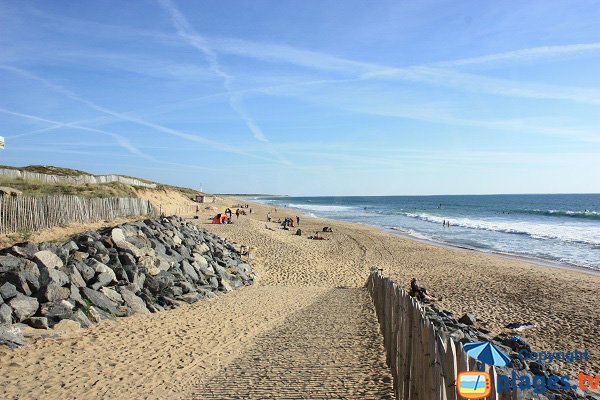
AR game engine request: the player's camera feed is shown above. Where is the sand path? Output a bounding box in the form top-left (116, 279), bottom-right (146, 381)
top-left (193, 288), bottom-right (393, 399)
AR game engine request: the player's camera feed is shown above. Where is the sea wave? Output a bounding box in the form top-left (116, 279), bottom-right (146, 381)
top-left (403, 212), bottom-right (600, 246)
top-left (512, 209), bottom-right (600, 220)
top-left (285, 203), bottom-right (356, 212)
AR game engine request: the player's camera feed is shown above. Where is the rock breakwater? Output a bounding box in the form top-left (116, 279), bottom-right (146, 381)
top-left (0, 216), bottom-right (254, 346)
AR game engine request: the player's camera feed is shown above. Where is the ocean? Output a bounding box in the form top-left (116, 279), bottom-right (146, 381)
top-left (252, 194), bottom-right (600, 271)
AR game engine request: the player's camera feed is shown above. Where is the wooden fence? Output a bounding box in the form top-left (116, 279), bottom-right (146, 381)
top-left (0, 168), bottom-right (156, 188)
top-left (0, 195), bottom-right (158, 235)
top-left (368, 268), bottom-right (515, 400)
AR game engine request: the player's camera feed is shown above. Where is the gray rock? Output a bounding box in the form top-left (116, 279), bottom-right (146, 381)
top-left (69, 285), bottom-right (84, 305)
top-left (0, 303), bottom-right (12, 324)
top-left (81, 287), bottom-right (117, 314)
top-left (42, 284), bottom-right (71, 302)
top-left (33, 250), bottom-right (63, 269)
top-left (2, 260), bottom-right (40, 296)
top-left (40, 300), bottom-right (74, 321)
top-left (39, 266), bottom-right (70, 288)
top-left (71, 309), bottom-right (92, 328)
top-left (99, 287), bottom-right (122, 304)
top-left (0, 324), bottom-right (25, 348)
top-left (6, 242), bottom-right (38, 259)
top-left (25, 316), bottom-right (49, 329)
top-left (0, 254), bottom-right (25, 271)
top-left (87, 306), bottom-right (102, 323)
top-left (91, 271), bottom-right (116, 291)
top-left (75, 262), bottom-right (95, 282)
top-left (8, 294), bottom-right (39, 322)
top-left (178, 292), bottom-right (202, 304)
top-left (66, 265), bottom-right (86, 288)
top-left (119, 288), bottom-right (150, 314)
top-left (0, 282), bottom-right (18, 300)
top-left (458, 313), bottom-right (477, 326)
top-left (180, 261), bottom-right (199, 282)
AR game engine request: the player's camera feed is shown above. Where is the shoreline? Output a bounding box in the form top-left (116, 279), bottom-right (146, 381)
top-left (249, 198), bottom-right (600, 277)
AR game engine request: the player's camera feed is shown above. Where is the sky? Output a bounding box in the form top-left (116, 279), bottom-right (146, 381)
top-left (1, 0), bottom-right (600, 196)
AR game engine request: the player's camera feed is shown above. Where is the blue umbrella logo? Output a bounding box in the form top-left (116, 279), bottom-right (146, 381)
top-left (464, 341), bottom-right (511, 368)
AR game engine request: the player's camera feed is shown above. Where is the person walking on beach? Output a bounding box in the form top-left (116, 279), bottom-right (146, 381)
top-left (267, 212), bottom-right (272, 222)
top-left (249, 208), bottom-right (252, 215)
top-left (236, 209), bottom-right (240, 219)
top-left (296, 216), bottom-right (300, 225)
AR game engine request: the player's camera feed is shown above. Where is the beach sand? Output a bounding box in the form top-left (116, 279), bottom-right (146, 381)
top-left (0, 197), bottom-right (598, 398)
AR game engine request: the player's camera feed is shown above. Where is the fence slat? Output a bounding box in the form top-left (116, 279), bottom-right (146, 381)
top-left (0, 194), bottom-right (159, 235)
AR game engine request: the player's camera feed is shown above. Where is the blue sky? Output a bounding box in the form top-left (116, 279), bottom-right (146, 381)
top-left (1, 0), bottom-right (599, 195)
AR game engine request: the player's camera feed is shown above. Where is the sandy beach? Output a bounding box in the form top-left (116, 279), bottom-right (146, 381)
top-left (0, 197), bottom-right (598, 398)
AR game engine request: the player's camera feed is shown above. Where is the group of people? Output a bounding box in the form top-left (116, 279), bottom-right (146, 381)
top-left (442, 220), bottom-right (451, 227)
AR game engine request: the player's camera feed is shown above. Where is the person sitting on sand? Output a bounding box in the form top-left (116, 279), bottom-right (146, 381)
top-left (410, 278), bottom-right (442, 303)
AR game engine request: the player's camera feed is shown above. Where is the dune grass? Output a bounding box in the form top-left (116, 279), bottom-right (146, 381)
top-left (0, 177), bottom-right (138, 198)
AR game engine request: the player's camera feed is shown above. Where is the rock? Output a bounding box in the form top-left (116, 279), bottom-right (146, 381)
top-left (40, 300), bottom-right (74, 323)
top-left (99, 287), bottom-right (122, 303)
top-left (8, 294), bottom-right (39, 322)
top-left (52, 319), bottom-right (80, 332)
top-left (178, 292), bottom-right (202, 304)
top-left (75, 262), bottom-right (95, 282)
top-left (25, 316), bottom-right (49, 329)
top-left (197, 243), bottom-right (210, 253)
top-left (81, 287), bottom-right (117, 314)
top-left (147, 266), bottom-right (161, 276)
top-left (39, 264), bottom-right (69, 287)
top-left (0, 325), bottom-right (25, 348)
top-left (0, 254), bottom-right (25, 271)
top-left (6, 242), bottom-right (38, 259)
top-left (71, 309), bottom-right (92, 328)
top-left (66, 265), bottom-right (86, 288)
top-left (2, 260), bottom-right (40, 296)
top-left (119, 288), bottom-right (150, 314)
top-left (220, 279), bottom-right (234, 292)
top-left (91, 271), bottom-right (116, 291)
top-left (0, 303), bottom-right (12, 324)
top-left (42, 284), bottom-right (71, 302)
top-left (87, 306), bottom-right (102, 323)
top-left (180, 261), bottom-right (199, 282)
top-left (458, 313), bottom-right (476, 326)
top-left (33, 250), bottom-right (63, 269)
top-left (193, 253), bottom-right (209, 268)
top-left (0, 282), bottom-right (18, 300)
top-left (111, 228), bottom-right (127, 243)
top-left (69, 284), bottom-right (84, 306)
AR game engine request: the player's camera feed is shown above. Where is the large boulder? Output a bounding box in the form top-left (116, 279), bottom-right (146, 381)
top-left (81, 287), bottom-right (118, 315)
top-left (41, 284), bottom-right (71, 302)
top-left (0, 303), bottom-right (12, 324)
top-left (0, 325), bottom-right (25, 349)
top-left (8, 294), bottom-right (39, 322)
top-left (33, 250), bottom-right (63, 270)
top-left (65, 265), bottom-right (86, 288)
top-left (25, 316), bottom-right (49, 329)
top-left (119, 287), bottom-right (150, 315)
top-left (0, 282), bottom-right (18, 300)
top-left (39, 267), bottom-right (69, 288)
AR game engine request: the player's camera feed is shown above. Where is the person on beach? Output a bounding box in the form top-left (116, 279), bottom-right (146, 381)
top-left (236, 209), bottom-right (240, 219)
top-left (410, 278), bottom-right (441, 302)
top-left (296, 216), bottom-right (300, 225)
top-left (250, 208), bottom-right (252, 215)
top-left (267, 212), bottom-right (272, 222)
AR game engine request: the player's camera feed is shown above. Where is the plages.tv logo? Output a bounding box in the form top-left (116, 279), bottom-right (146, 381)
top-left (456, 341), bottom-right (511, 399)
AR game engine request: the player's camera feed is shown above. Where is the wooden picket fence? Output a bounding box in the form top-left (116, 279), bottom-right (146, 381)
top-left (368, 268), bottom-right (515, 400)
top-left (0, 195), bottom-right (158, 235)
top-left (0, 168), bottom-right (156, 188)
